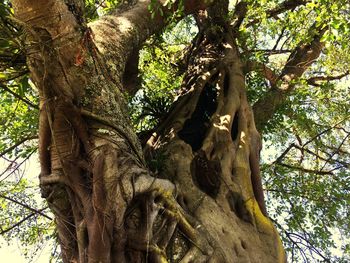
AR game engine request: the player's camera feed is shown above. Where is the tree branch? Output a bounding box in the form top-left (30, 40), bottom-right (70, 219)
top-left (247, 49), bottom-right (292, 55)
top-left (272, 26), bottom-right (287, 50)
top-left (280, 28), bottom-right (326, 81)
top-left (0, 208), bottom-right (49, 235)
top-left (244, 60), bottom-right (278, 86)
top-left (274, 144), bottom-right (294, 164)
top-left (293, 143), bottom-right (349, 167)
top-left (0, 150), bottom-right (36, 185)
top-left (320, 132), bottom-right (350, 171)
top-left (231, 1), bottom-right (248, 35)
top-left (0, 194), bottom-right (52, 220)
top-left (303, 116), bottom-right (349, 147)
top-left (277, 162), bottom-right (334, 175)
top-left (89, 0), bottom-right (215, 95)
top-left (0, 83), bottom-right (38, 109)
top-left (307, 71), bottom-right (349, 86)
top-left (272, 142), bottom-right (349, 176)
top-left (246, 0), bottom-right (310, 27)
top-left (0, 53), bottom-right (26, 66)
top-left (0, 135), bottom-right (38, 158)
top-left (252, 25), bottom-right (327, 131)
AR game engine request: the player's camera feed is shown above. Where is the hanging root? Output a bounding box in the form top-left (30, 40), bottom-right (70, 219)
top-left (125, 189), bottom-right (215, 262)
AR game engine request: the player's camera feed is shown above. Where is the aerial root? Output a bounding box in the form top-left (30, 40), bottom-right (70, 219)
top-left (126, 189), bottom-right (214, 262)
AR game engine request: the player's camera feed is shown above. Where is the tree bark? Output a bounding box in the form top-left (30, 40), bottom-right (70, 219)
top-left (252, 25), bottom-right (326, 131)
top-left (13, 0), bottom-right (286, 262)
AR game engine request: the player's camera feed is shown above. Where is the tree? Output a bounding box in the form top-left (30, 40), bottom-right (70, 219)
top-left (0, 0), bottom-right (349, 262)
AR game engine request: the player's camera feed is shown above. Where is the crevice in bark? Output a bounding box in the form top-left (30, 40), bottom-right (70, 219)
top-left (231, 112), bottom-right (240, 141)
top-left (223, 73), bottom-right (230, 97)
top-left (178, 77), bottom-right (218, 151)
top-left (63, 0), bottom-right (85, 27)
top-left (226, 190), bottom-right (253, 223)
top-left (191, 150), bottom-right (221, 198)
top-left (123, 48), bottom-right (140, 95)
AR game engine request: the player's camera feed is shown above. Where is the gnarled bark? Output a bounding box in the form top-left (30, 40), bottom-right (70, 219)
top-left (13, 0), bottom-right (285, 262)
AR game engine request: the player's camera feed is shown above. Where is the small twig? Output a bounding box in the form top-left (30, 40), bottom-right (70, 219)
top-left (277, 162), bottom-right (333, 175)
top-left (272, 26), bottom-right (287, 50)
top-left (0, 149), bottom-right (36, 182)
top-left (273, 144), bottom-right (294, 164)
top-left (303, 116), bottom-right (350, 148)
top-left (0, 208), bottom-right (49, 235)
top-left (0, 155), bottom-right (21, 180)
top-left (320, 132), bottom-right (350, 171)
top-left (0, 135), bottom-right (37, 158)
top-left (0, 83), bottom-right (38, 109)
top-left (0, 194), bottom-right (52, 220)
top-left (307, 71), bottom-right (349, 86)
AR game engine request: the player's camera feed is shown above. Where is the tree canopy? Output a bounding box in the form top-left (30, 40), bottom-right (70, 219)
top-left (0, 0), bottom-right (349, 262)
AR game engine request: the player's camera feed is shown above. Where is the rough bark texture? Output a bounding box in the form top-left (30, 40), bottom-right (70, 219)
top-left (13, 0), bottom-right (285, 262)
top-left (252, 25), bottom-right (326, 131)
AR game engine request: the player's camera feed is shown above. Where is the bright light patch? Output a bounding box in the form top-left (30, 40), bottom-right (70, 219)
top-left (117, 17), bottom-right (134, 33)
top-left (240, 131), bottom-right (246, 144)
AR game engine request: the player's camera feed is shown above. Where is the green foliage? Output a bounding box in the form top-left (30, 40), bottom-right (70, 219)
top-left (148, 0), bottom-right (184, 21)
top-left (0, 178), bottom-right (54, 260)
top-left (129, 16), bottom-right (197, 132)
top-left (0, 0), bottom-right (349, 262)
top-left (232, 0), bottom-right (350, 261)
top-left (246, 71), bottom-right (269, 104)
top-left (84, 0), bottom-right (122, 20)
top-left (261, 78), bottom-right (350, 261)
top-left (0, 1), bottom-right (38, 159)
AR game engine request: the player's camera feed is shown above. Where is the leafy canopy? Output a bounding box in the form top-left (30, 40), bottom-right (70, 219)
top-left (0, 0), bottom-right (349, 262)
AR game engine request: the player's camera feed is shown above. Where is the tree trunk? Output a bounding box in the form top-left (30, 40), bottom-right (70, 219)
top-left (13, 0), bottom-right (285, 262)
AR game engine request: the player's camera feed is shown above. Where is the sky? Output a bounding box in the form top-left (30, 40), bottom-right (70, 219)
top-left (0, 236), bottom-right (53, 263)
top-left (0, 155), bottom-right (54, 262)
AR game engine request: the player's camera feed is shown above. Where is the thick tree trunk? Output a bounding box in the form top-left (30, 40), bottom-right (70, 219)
top-left (13, 0), bottom-right (285, 262)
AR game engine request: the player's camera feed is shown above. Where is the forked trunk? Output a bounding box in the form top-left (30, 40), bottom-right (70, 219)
top-left (13, 0), bottom-right (285, 262)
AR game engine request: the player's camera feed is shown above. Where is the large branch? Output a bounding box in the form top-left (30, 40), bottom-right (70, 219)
top-left (88, 0), bottom-right (215, 95)
top-left (246, 0), bottom-right (310, 27)
top-left (252, 26), bottom-right (326, 131)
top-left (12, 0), bottom-right (84, 100)
top-left (12, 0), bottom-right (215, 100)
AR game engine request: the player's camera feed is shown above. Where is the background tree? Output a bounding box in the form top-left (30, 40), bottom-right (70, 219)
top-left (0, 0), bottom-right (349, 262)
